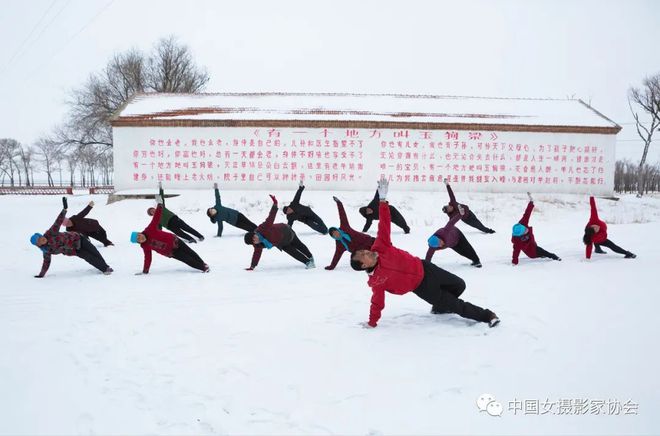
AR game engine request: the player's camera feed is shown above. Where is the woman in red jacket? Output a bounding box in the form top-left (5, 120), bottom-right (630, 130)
top-left (584, 196), bottom-right (636, 259)
top-left (511, 193), bottom-right (561, 265)
top-left (350, 178), bottom-right (498, 328)
top-left (131, 198), bottom-right (209, 274)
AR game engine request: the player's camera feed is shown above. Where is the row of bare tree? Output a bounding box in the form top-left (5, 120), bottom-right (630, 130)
top-left (0, 138), bottom-right (112, 187)
top-left (615, 159), bottom-right (660, 194)
top-left (1, 35), bottom-right (209, 187)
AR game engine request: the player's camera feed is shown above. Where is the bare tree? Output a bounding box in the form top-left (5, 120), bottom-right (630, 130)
top-left (17, 144), bottom-right (34, 186)
top-left (57, 35), bottom-right (209, 152)
top-left (35, 137), bottom-right (67, 186)
top-left (0, 138), bottom-right (20, 186)
top-left (146, 35), bottom-right (209, 92)
top-left (628, 73), bottom-right (660, 197)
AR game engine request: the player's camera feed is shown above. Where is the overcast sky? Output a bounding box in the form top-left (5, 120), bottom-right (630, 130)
top-left (0, 0), bottom-right (658, 161)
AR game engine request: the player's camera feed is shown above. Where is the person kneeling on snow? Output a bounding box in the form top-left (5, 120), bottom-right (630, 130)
top-left (244, 194), bottom-right (315, 270)
top-left (426, 204), bottom-right (482, 267)
top-left (31, 197), bottom-right (113, 277)
top-left (350, 178), bottom-right (499, 329)
top-left (511, 192), bottom-right (561, 265)
top-left (207, 183), bottom-right (257, 237)
top-left (583, 196), bottom-right (636, 259)
top-left (325, 196), bottom-right (376, 270)
top-left (132, 197), bottom-right (209, 274)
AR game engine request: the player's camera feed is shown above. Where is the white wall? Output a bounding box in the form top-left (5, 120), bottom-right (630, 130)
top-left (113, 126), bottom-right (616, 194)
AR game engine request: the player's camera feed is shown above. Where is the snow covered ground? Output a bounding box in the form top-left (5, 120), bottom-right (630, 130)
top-left (1, 188), bottom-right (659, 435)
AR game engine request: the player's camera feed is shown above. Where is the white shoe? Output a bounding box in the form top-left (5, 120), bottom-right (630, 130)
top-left (305, 258), bottom-right (316, 269)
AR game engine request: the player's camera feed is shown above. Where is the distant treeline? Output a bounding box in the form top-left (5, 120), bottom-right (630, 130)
top-left (615, 159), bottom-right (660, 194)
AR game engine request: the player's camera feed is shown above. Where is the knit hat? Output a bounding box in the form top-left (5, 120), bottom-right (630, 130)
top-left (244, 232), bottom-right (256, 245)
top-left (512, 223), bottom-right (527, 237)
top-left (130, 232), bottom-right (140, 243)
top-left (428, 235), bottom-right (441, 248)
top-left (30, 233), bottom-right (43, 246)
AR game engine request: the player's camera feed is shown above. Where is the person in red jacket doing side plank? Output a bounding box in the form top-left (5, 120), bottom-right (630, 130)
top-left (584, 196), bottom-right (636, 259)
top-left (350, 177), bottom-right (499, 329)
top-left (131, 196), bottom-right (209, 274)
top-left (511, 192), bottom-right (561, 265)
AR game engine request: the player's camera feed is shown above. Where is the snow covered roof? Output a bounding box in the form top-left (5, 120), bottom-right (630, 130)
top-left (111, 92), bottom-right (621, 134)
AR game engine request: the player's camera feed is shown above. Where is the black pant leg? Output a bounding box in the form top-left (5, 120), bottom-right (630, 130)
top-left (389, 206), bottom-right (410, 232)
top-left (413, 261), bottom-right (490, 323)
top-left (451, 230), bottom-right (480, 263)
top-left (76, 237), bottom-right (109, 272)
top-left (235, 213), bottom-right (257, 232)
top-left (535, 245), bottom-right (559, 260)
top-left (171, 241), bottom-right (206, 271)
top-left (89, 228), bottom-right (112, 246)
top-left (462, 212), bottom-right (492, 233)
top-left (175, 217), bottom-right (203, 239)
top-left (281, 235), bottom-right (313, 264)
top-left (304, 212), bottom-right (328, 234)
top-left (600, 239), bottom-right (630, 255)
top-left (167, 216), bottom-right (195, 242)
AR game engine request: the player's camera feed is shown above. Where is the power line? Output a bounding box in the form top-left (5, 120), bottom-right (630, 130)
top-left (0, 0), bottom-right (58, 75)
top-left (12, 0), bottom-right (73, 67)
top-left (25, 0), bottom-right (115, 79)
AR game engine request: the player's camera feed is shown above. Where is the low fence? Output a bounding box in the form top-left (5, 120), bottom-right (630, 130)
top-left (0, 186), bottom-right (114, 195)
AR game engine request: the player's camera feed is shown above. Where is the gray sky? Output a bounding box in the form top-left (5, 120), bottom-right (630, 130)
top-left (0, 0), bottom-right (658, 161)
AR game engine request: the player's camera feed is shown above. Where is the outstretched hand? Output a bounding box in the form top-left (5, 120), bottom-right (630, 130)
top-left (88, 200), bottom-right (95, 207)
top-left (377, 176), bottom-right (389, 200)
top-left (332, 196), bottom-right (340, 203)
top-left (213, 182), bottom-right (218, 189)
top-left (527, 191), bottom-right (533, 202)
top-left (245, 267), bottom-right (254, 271)
top-left (458, 205), bottom-right (466, 216)
top-left (62, 196), bottom-right (68, 210)
top-left (269, 194), bottom-right (277, 204)
top-left (299, 179), bottom-right (304, 187)
top-left (155, 194), bottom-right (163, 204)
top-left (443, 178), bottom-right (449, 186)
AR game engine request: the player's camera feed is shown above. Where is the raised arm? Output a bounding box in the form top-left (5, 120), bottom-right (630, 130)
top-left (75, 204), bottom-right (93, 219)
top-left (48, 209), bottom-right (67, 234)
top-left (446, 182), bottom-right (458, 207)
top-left (589, 196), bottom-right (599, 221)
top-left (146, 204), bottom-right (163, 232)
top-left (444, 212), bottom-right (463, 231)
top-left (264, 195), bottom-right (278, 227)
top-left (159, 185), bottom-right (166, 208)
top-left (292, 184), bottom-right (304, 205)
top-left (519, 201), bottom-right (534, 226)
top-left (335, 198), bottom-right (349, 228)
top-left (585, 242), bottom-right (593, 260)
top-left (375, 201), bottom-right (392, 247)
top-left (214, 186), bottom-right (222, 207)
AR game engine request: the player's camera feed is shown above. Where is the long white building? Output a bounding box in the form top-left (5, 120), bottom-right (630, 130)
top-left (111, 93), bottom-right (620, 194)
